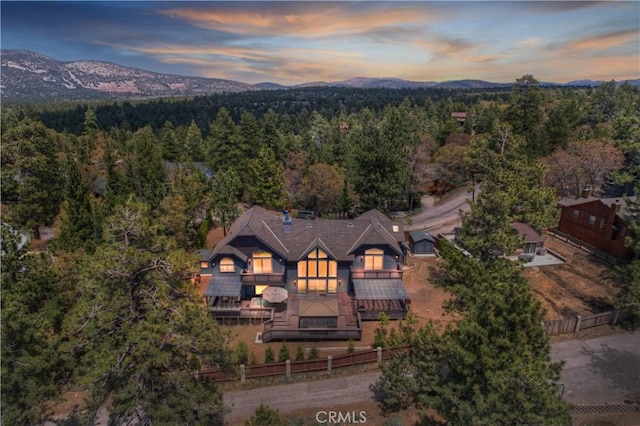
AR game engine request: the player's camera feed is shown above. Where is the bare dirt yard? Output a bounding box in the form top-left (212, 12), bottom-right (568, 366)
top-left (527, 234), bottom-right (619, 321)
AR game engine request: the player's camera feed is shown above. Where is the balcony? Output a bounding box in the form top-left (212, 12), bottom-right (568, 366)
top-left (240, 271), bottom-right (285, 284)
top-left (350, 267), bottom-right (402, 280)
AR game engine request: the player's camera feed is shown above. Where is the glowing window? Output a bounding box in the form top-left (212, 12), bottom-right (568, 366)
top-left (364, 248), bottom-right (384, 270)
top-left (220, 257), bottom-right (235, 273)
top-left (296, 248), bottom-right (338, 294)
top-left (252, 251), bottom-right (272, 273)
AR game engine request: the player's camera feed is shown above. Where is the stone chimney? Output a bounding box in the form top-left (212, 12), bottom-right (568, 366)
top-left (580, 186), bottom-right (592, 198)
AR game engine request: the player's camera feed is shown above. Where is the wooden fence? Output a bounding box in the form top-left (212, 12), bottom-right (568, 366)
top-left (201, 311), bottom-right (628, 382)
top-left (199, 346), bottom-right (410, 383)
top-left (542, 310), bottom-right (623, 337)
top-left (547, 228), bottom-right (625, 266)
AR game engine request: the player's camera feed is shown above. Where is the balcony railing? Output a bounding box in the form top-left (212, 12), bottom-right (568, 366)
top-left (240, 271), bottom-right (285, 283)
top-left (350, 268), bottom-right (402, 280)
top-left (262, 328), bottom-right (362, 342)
top-left (262, 312), bottom-right (362, 342)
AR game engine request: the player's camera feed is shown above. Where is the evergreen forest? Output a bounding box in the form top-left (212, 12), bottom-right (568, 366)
top-left (2, 76), bottom-right (640, 424)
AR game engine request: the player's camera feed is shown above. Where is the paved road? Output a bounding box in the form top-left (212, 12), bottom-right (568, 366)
top-left (403, 186), bottom-right (478, 232)
top-left (224, 332), bottom-right (640, 424)
top-left (223, 371), bottom-right (381, 425)
top-left (552, 331), bottom-right (640, 405)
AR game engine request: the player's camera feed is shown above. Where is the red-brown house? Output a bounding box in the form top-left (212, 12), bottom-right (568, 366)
top-left (558, 195), bottom-right (637, 260)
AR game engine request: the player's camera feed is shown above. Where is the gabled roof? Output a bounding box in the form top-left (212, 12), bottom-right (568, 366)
top-left (211, 245), bottom-right (248, 262)
top-left (409, 230), bottom-right (435, 243)
top-left (208, 206), bottom-right (404, 262)
top-left (510, 222), bottom-right (543, 243)
top-left (559, 196), bottom-right (637, 222)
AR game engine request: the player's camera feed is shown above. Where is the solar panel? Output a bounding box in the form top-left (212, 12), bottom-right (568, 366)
top-left (353, 279), bottom-right (408, 300)
top-left (204, 276), bottom-right (243, 297)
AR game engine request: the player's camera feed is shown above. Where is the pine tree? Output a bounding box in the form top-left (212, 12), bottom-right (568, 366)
top-left (434, 259), bottom-right (571, 425)
top-left (277, 343), bottom-right (290, 362)
top-left (614, 187), bottom-right (640, 327)
top-left (125, 126), bottom-right (167, 208)
top-left (211, 168), bottom-right (241, 236)
top-left (1, 118), bottom-right (64, 239)
top-left (159, 120), bottom-right (181, 161)
top-left (185, 120), bottom-right (205, 161)
top-left (54, 154), bottom-right (97, 252)
top-left (247, 146), bottom-right (287, 210)
top-left (1, 224), bottom-right (72, 425)
top-left (206, 107), bottom-right (244, 172)
top-left (460, 123), bottom-right (557, 260)
top-left (60, 197), bottom-right (233, 424)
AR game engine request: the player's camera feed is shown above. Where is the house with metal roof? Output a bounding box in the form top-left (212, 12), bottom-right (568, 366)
top-left (199, 206), bottom-right (409, 342)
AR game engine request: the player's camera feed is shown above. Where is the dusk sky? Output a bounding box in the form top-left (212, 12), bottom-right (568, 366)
top-left (2, 1), bottom-right (639, 85)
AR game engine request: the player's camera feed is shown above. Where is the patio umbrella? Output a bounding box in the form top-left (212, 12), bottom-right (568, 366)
top-left (261, 286), bottom-right (288, 303)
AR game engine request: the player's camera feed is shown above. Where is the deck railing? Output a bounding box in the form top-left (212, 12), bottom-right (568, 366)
top-left (350, 269), bottom-right (403, 279)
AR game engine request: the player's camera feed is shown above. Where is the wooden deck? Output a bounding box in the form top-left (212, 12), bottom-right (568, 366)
top-left (209, 299), bottom-right (275, 324)
top-left (261, 293), bottom-right (362, 342)
top-left (354, 299), bottom-right (408, 320)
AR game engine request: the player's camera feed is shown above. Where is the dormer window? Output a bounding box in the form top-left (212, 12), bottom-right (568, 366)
top-left (252, 251), bottom-right (272, 273)
top-left (220, 257), bottom-right (235, 273)
top-left (364, 248), bottom-right (384, 270)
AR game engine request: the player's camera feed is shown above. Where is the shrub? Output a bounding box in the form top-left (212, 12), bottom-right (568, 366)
top-left (295, 346), bottom-right (305, 361)
top-left (264, 347), bottom-right (275, 363)
top-left (278, 342), bottom-right (290, 362)
top-left (234, 341), bottom-right (249, 365)
top-left (245, 403), bottom-right (286, 426)
top-left (347, 339), bottom-right (355, 353)
top-left (308, 347), bottom-right (320, 360)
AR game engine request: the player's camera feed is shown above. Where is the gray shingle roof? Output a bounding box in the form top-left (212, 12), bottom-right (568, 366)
top-left (208, 206), bottom-right (404, 261)
top-left (409, 230), bottom-right (435, 243)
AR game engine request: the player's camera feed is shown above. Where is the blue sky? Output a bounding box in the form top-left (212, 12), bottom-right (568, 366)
top-left (2, 1), bottom-right (638, 85)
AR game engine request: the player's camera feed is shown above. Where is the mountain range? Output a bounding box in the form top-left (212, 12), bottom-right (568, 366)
top-left (2, 50), bottom-right (638, 103)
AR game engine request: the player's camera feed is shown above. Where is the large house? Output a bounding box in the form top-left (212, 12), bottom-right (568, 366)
top-left (199, 206), bottom-right (410, 342)
top-left (558, 195), bottom-right (637, 261)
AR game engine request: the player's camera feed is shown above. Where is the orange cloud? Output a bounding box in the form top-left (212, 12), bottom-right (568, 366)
top-left (160, 5), bottom-right (440, 39)
top-left (567, 29), bottom-right (638, 51)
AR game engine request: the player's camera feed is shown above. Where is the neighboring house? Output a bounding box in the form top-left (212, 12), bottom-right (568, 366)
top-left (199, 206), bottom-right (409, 342)
top-left (409, 230), bottom-right (436, 255)
top-left (511, 222), bottom-right (545, 259)
top-left (451, 112), bottom-right (467, 124)
top-left (558, 195), bottom-right (637, 260)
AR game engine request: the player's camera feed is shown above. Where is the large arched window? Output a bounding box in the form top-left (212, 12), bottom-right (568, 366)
top-left (252, 251), bottom-right (272, 273)
top-left (219, 257), bottom-right (235, 273)
top-left (364, 248), bottom-right (384, 270)
top-left (297, 248), bottom-right (338, 294)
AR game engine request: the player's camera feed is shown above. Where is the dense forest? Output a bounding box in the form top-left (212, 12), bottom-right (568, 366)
top-left (2, 76), bottom-right (639, 424)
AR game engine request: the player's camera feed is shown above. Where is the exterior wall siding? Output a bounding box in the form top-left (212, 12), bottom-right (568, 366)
top-left (351, 246), bottom-right (401, 271)
top-left (558, 202), bottom-right (634, 260)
